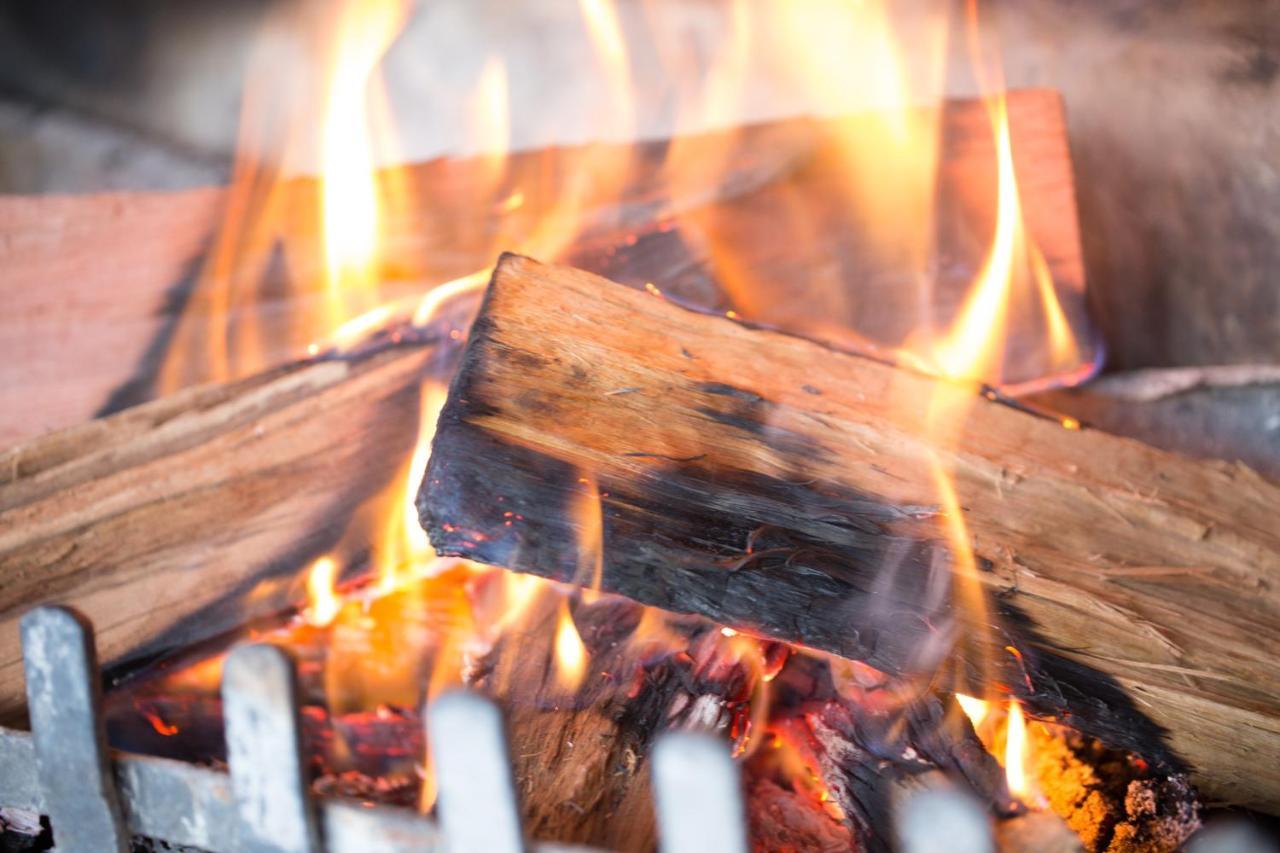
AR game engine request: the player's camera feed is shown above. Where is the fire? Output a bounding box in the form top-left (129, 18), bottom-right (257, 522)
top-left (908, 4), bottom-right (1084, 793)
top-left (956, 692), bottom-right (989, 728)
top-left (162, 0), bottom-right (1091, 825)
top-left (318, 0), bottom-right (407, 330)
top-left (579, 0), bottom-right (629, 73)
top-left (304, 556), bottom-right (342, 627)
top-left (957, 693), bottom-right (1039, 805)
top-left (553, 598), bottom-right (588, 693)
top-left (1004, 699), bottom-right (1031, 800)
top-left (926, 90), bottom-right (1080, 385)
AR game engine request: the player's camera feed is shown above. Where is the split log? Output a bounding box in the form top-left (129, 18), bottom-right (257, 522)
top-left (0, 338), bottom-right (442, 724)
top-left (418, 254), bottom-right (1280, 810)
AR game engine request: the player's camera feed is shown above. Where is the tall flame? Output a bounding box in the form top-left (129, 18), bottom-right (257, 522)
top-left (914, 0), bottom-right (1088, 726)
top-left (1004, 699), bottom-right (1031, 800)
top-left (319, 0), bottom-right (406, 329)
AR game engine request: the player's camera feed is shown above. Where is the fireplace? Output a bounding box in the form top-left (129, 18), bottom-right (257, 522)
top-left (0, 1), bottom-right (1277, 851)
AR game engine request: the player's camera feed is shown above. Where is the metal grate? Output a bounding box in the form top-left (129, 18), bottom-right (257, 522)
top-left (0, 605), bottom-right (1001, 853)
top-left (0, 606), bottom-right (749, 853)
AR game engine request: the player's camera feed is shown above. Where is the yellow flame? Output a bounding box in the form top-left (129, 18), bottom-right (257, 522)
top-left (926, 4), bottom-right (1084, 388)
top-left (956, 692), bottom-right (989, 729)
top-left (579, 0), bottom-right (629, 75)
top-left (914, 3), bottom-right (1092, 717)
top-left (553, 598), bottom-right (588, 693)
top-left (929, 94), bottom-right (1019, 382)
top-left (469, 58), bottom-right (511, 193)
top-left (1004, 699), bottom-right (1031, 799)
top-left (304, 556), bottom-right (342, 627)
top-left (319, 0), bottom-right (406, 331)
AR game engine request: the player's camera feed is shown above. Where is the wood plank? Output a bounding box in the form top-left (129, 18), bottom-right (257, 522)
top-left (418, 254), bottom-right (1280, 810)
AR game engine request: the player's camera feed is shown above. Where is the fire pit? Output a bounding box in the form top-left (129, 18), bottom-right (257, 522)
top-left (0, 2), bottom-right (1277, 851)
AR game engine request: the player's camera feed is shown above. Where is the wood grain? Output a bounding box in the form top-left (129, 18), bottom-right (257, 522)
top-left (419, 254), bottom-right (1280, 810)
top-left (0, 342), bottom-right (434, 724)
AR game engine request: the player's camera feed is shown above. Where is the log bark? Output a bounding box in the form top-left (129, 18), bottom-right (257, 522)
top-left (418, 254), bottom-right (1280, 810)
top-left (0, 339), bottom-right (439, 724)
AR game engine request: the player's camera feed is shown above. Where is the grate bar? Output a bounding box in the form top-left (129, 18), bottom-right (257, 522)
top-left (0, 604), bottom-right (765, 853)
top-left (20, 606), bottom-right (129, 853)
top-left (223, 643), bottom-right (322, 852)
top-left (428, 690), bottom-right (527, 853)
top-left (652, 731), bottom-right (748, 853)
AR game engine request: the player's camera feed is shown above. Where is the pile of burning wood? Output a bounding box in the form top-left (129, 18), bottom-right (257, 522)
top-left (1, 2), bottom-right (1277, 851)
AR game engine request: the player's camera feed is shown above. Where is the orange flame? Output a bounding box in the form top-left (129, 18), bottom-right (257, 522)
top-left (318, 0), bottom-right (406, 330)
top-left (553, 598), bottom-right (588, 693)
top-left (155, 0), bottom-right (1097, 820)
top-left (1004, 699), bottom-right (1031, 800)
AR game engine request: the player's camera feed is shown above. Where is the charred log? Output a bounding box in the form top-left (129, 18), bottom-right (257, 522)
top-left (418, 254), bottom-right (1280, 809)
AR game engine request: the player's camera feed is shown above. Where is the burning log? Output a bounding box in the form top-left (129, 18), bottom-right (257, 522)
top-left (419, 254), bottom-right (1280, 810)
top-left (0, 340), bottom-right (438, 723)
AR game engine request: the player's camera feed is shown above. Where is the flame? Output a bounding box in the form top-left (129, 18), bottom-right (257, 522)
top-left (157, 0), bottom-right (416, 391)
top-left (1004, 699), bottom-right (1031, 800)
top-left (956, 692), bottom-right (990, 729)
top-left (319, 0), bottom-right (406, 330)
top-left (661, 1), bottom-right (948, 345)
top-left (150, 0), bottom-right (1098, 820)
top-left (923, 1), bottom-right (1084, 388)
top-left (304, 556), bottom-right (342, 627)
top-left (579, 0), bottom-right (629, 77)
top-left (553, 598), bottom-right (588, 693)
top-left (929, 94), bottom-right (1020, 383)
top-left (470, 58), bottom-right (511, 191)
top-left (926, 91), bottom-right (1081, 386)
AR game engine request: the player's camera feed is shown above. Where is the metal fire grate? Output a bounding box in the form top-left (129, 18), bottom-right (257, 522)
top-left (0, 606), bottom-right (749, 853)
top-left (0, 606), bottom-right (1010, 853)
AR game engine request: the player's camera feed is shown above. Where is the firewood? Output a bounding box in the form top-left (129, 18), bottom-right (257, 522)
top-left (418, 254), bottom-right (1280, 810)
top-left (0, 90), bottom-right (1080, 447)
top-left (0, 340), bottom-right (438, 724)
top-left (0, 121), bottom-right (782, 448)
